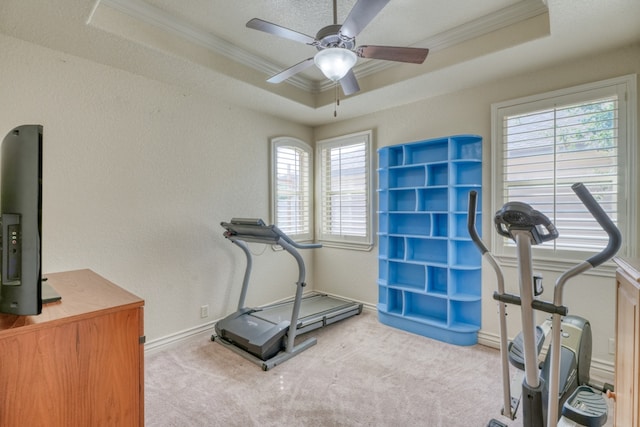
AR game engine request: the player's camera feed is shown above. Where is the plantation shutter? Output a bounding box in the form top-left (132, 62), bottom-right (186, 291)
top-left (317, 132), bottom-right (372, 247)
top-left (500, 94), bottom-right (620, 253)
top-left (272, 139), bottom-right (312, 240)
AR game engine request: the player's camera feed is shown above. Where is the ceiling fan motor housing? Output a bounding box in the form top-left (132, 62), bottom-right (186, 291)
top-left (247, 0), bottom-right (428, 94)
top-left (315, 25), bottom-right (355, 50)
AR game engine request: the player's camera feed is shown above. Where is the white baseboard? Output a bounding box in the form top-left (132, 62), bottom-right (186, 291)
top-left (144, 293), bottom-right (375, 356)
top-left (144, 320), bottom-right (217, 355)
top-left (478, 330), bottom-right (502, 349)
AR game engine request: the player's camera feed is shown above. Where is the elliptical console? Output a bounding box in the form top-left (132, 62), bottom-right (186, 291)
top-left (494, 201), bottom-right (559, 245)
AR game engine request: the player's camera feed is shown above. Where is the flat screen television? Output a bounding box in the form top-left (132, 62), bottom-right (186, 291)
top-left (0, 124), bottom-right (58, 315)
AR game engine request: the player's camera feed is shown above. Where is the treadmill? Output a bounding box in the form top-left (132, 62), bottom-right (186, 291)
top-left (213, 218), bottom-right (363, 371)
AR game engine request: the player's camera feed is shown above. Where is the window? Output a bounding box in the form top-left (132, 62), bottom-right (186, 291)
top-left (317, 130), bottom-right (373, 249)
top-left (270, 137), bottom-right (312, 241)
top-left (492, 75), bottom-right (636, 264)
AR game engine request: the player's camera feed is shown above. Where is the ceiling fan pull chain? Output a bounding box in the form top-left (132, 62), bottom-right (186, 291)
top-left (334, 83), bottom-right (339, 117)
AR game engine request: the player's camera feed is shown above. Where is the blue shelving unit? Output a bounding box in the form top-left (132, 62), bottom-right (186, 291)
top-left (377, 135), bottom-right (482, 346)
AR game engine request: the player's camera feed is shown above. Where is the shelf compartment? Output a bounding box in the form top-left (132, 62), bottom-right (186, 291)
top-left (389, 189), bottom-right (417, 211)
top-left (417, 188), bottom-right (448, 212)
top-left (431, 213), bottom-right (448, 237)
top-left (389, 213), bottom-right (430, 236)
top-left (378, 283), bottom-right (388, 306)
top-left (405, 293), bottom-right (448, 323)
top-left (449, 240), bottom-right (481, 267)
top-left (388, 261), bottom-right (426, 290)
top-left (378, 146), bottom-right (404, 168)
top-left (450, 136), bottom-right (482, 161)
top-left (378, 235), bottom-right (388, 256)
top-left (378, 311), bottom-right (479, 346)
top-left (387, 236), bottom-right (405, 260)
top-left (450, 212), bottom-right (480, 239)
top-left (382, 287), bottom-right (403, 315)
top-left (448, 268), bottom-right (481, 298)
top-left (451, 161), bottom-right (482, 185)
top-left (389, 165), bottom-right (426, 188)
top-left (449, 300), bottom-right (481, 329)
top-left (427, 266), bottom-right (448, 295)
top-left (427, 163), bottom-right (449, 186)
top-left (378, 211), bottom-right (389, 234)
top-left (406, 238), bottom-right (447, 264)
top-left (378, 168), bottom-right (389, 190)
top-left (405, 140), bottom-right (448, 163)
top-left (451, 187), bottom-right (481, 212)
top-left (378, 259), bottom-right (388, 280)
top-left (378, 190), bottom-right (388, 213)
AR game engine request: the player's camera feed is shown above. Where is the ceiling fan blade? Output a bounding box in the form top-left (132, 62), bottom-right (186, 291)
top-left (340, 0), bottom-right (390, 39)
top-left (267, 58), bottom-right (315, 84)
top-left (339, 69), bottom-right (360, 96)
top-left (357, 45), bottom-right (429, 64)
top-left (246, 18), bottom-right (316, 45)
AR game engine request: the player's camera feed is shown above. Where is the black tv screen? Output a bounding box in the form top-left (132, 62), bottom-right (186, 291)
top-left (0, 124), bottom-right (44, 315)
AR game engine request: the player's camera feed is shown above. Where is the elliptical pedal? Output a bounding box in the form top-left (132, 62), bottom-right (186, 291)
top-left (560, 385), bottom-right (608, 427)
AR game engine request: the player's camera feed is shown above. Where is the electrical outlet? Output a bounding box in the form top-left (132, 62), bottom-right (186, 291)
top-left (608, 338), bottom-right (615, 355)
top-left (200, 305), bottom-right (209, 319)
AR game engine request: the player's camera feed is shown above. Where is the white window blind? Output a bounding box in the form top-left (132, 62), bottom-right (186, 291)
top-left (271, 137), bottom-right (312, 240)
top-left (317, 131), bottom-right (372, 248)
top-left (492, 75), bottom-right (636, 262)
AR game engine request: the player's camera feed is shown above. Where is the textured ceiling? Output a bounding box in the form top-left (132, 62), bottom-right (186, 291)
top-left (139, 0), bottom-right (522, 81)
top-left (1, 0), bottom-right (639, 125)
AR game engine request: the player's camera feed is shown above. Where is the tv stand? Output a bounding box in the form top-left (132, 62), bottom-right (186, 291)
top-left (0, 269), bottom-right (144, 427)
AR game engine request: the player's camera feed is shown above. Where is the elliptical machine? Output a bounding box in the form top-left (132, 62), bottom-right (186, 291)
top-left (468, 183), bottom-right (622, 427)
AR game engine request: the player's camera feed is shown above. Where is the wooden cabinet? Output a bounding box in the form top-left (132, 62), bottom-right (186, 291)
top-left (0, 269), bottom-right (144, 427)
top-left (613, 257), bottom-right (640, 427)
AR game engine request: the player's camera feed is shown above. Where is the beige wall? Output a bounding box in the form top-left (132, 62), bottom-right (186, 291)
top-left (0, 34), bottom-right (314, 342)
top-left (2, 26), bottom-right (639, 378)
top-left (313, 42), bottom-right (640, 378)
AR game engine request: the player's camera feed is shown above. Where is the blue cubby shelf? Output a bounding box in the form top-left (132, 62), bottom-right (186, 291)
top-left (378, 310), bottom-right (479, 346)
top-left (377, 135), bottom-right (482, 346)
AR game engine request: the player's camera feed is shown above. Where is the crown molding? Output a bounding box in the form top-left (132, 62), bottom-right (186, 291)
top-left (92, 0), bottom-right (547, 94)
top-left (92, 0), bottom-right (317, 92)
top-left (318, 0), bottom-right (549, 91)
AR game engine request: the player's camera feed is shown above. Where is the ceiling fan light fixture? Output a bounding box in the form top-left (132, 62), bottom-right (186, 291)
top-left (314, 48), bottom-right (357, 82)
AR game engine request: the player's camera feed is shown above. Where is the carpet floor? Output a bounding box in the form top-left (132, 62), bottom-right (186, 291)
top-left (145, 309), bottom-right (613, 426)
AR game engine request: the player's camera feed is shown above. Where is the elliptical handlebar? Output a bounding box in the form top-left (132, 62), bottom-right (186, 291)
top-left (571, 182), bottom-right (622, 268)
top-left (467, 190), bottom-right (488, 255)
top-left (467, 190), bottom-right (515, 421)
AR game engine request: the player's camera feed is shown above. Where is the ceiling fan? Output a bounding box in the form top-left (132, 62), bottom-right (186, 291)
top-left (246, 0), bottom-right (430, 96)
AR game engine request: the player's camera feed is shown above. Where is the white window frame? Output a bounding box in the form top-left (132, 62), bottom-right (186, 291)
top-left (316, 130), bottom-right (374, 250)
top-left (491, 74), bottom-right (637, 271)
top-left (270, 137), bottom-right (313, 241)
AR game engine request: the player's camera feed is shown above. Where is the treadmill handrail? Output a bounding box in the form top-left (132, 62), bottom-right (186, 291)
top-left (221, 219), bottom-right (322, 249)
top-left (277, 229), bottom-right (322, 250)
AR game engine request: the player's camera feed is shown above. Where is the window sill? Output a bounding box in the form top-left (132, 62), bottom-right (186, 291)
top-left (317, 240), bottom-right (374, 252)
top-left (494, 254), bottom-right (617, 277)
